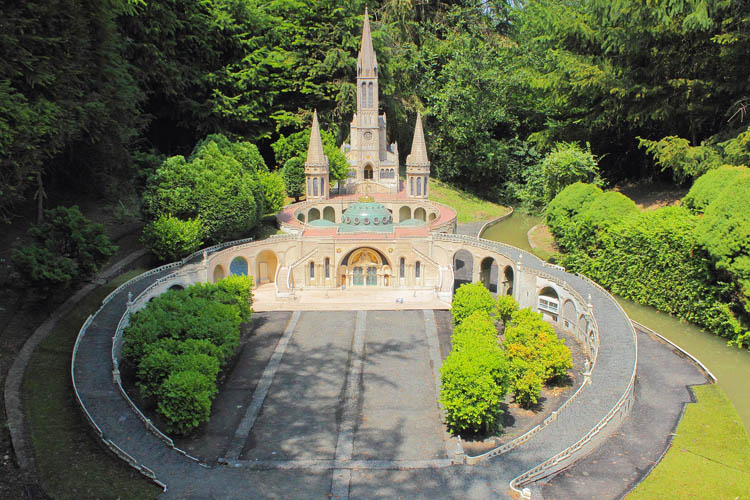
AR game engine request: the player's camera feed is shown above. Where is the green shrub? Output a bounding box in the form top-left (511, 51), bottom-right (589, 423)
top-left (495, 295), bottom-right (519, 326)
top-left (142, 135), bottom-right (268, 243)
top-left (281, 156), bottom-right (306, 202)
top-left (683, 165), bottom-right (750, 213)
top-left (695, 179), bottom-right (750, 317)
top-left (142, 214), bottom-right (204, 262)
top-left (546, 182), bottom-right (603, 251)
top-left (451, 282), bottom-right (497, 326)
top-left (451, 310), bottom-right (498, 353)
top-left (440, 345), bottom-right (510, 434)
top-left (157, 370), bottom-right (217, 435)
top-left (503, 308), bottom-right (572, 407)
top-left (122, 278), bottom-right (253, 435)
top-left (11, 205), bottom-right (117, 288)
top-left (540, 142), bottom-right (602, 203)
top-left (510, 364), bottom-right (543, 407)
top-left (259, 171), bottom-right (287, 213)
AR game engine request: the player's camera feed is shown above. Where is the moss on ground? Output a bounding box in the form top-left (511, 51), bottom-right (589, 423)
top-left (24, 269), bottom-right (162, 500)
top-left (428, 179), bottom-right (510, 224)
top-left (628, 384), bottom-right (750, 500)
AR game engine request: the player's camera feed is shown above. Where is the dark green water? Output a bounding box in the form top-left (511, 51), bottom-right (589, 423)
top-left (482, 211), bottom-right (750, 431)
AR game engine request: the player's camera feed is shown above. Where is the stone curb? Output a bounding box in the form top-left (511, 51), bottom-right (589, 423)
top-left (4, 249), bottom-right (149, 471)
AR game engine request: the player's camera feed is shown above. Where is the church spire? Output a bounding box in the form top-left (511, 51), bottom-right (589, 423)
top-left (408, 111), bottom-right (430, 167)
top-left (305, 109), bottom-right (328, 168)
top-left (357, 7), bottom-right (378, 77)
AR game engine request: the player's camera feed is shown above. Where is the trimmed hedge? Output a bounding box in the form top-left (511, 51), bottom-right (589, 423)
top-left (122, 275), bottom-right (253, 434)
top-left (548, 181), bottom-right (749, 346)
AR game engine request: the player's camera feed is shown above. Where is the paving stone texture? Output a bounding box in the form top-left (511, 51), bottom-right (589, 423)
top-left (70, 237), bottom-right (714, 500)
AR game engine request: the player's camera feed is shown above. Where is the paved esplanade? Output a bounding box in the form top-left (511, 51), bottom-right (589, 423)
top-left (73, 239), bottom-right (638, 499)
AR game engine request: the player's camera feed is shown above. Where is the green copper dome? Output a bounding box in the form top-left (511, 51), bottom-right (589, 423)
top-left (338, 201), bottom-right (395, 233)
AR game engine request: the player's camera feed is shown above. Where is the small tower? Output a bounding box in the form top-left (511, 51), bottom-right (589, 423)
top-left (406, 111), bottom-right (430, 198)
top-left (305, 109), bottom-right (329, 200)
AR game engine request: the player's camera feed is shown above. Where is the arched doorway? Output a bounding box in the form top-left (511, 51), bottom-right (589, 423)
top-left (256, 250), bottom-right (278, 285)
top-left (563, 299), bottom-right (577, 330)
top-left (213, 265), bottom-right (226, 283)
top-left (364, 164), bottom-right (374, 180)
top-left (168, 284), bottom-right (184, 291)
top-left (230, 257), bottom-right (248, 276)
top-left (308, 208), bottom-right (320, 222)
top-left (323, 206), bottom-right (335, 222)
top-left (340, 247), bottom-right (389, 287)
top-left (480, 257), bottom-right (498, 293)
top-left (399, 206), bottom-right (411, 222)
top-left (414, 207), bottom-right (426, 221)
top-left (538, 286), bottom-right (560, 322)
top-left (428, 212), bottom-right (437, 222)
top-left (297, 213), bottom-right (305, 223)
top-left (453, 250), bottom-right (473, 291)
top-left (502, 265), bottom-right (514, 296)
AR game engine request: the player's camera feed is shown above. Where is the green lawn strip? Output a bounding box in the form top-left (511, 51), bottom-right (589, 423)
top-left (428, 179), bottom-right (510, 224)
top-left (24, 269), bottom-right (162, 500)
top-left (628, 384), bottom-right (750, 500)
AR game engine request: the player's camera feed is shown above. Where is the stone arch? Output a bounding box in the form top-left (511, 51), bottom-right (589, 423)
top-left (399, 206), bottom-right (411, 222)
top-left (297, 212), bottom-right (305, 223)
top-left (578, 313), bottom-right (587, 333)
top-left (230, 257), bottom-right (249, 276)
top-left (256, 250), bottom-right (278, 285)
top-left (364, 163), bottom-right (374, 180)
top-left (212, 265), bottom-right (226, 283)
top-left (538, 286), bottom-right (560, 320)
top-left (168, 284), bottom-right (184, 291)
top-left (428, 212), bottom-right (437, 222)
top-left (323, 206), bottom-right (335, 222)
top-left (563, 299), bottom-right (577, 329)
top-left (453, 249), bottom-right (473, 290)
top-left (308, 207), bottom-right (320, 222)
top-left (414, 207), bottom-right (427, 221)
top-left (480, 257), bottom-right (498, 293)
top-left (502, 265), bottom-right (514, 296)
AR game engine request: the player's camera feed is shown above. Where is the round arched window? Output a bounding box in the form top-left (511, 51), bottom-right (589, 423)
top-left (364, 218), bottom-right (370, 224)
top-left (373, 217), bottom-right (379, 224)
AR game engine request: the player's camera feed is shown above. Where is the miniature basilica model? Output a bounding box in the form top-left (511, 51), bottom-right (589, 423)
top-left (206, 9), bottom-right (522, 310)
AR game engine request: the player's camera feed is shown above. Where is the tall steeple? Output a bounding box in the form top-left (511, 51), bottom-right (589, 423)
top-left (357, 7), bottom-right (378, 78)
top-left (408, 111), bottom-right (430, 166)
top-left (305, 109), bottom-right (328, 168)
top-left (305, 109), bottom-right (329, 200)
top-left (406, 111), bottom-right (430, 199)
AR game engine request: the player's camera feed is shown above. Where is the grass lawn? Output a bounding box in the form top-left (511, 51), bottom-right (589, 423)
top-left (428, 178), bottom-right (510, 224)
top-left (628, 384), bottom-right (750, 500)
top-left (24, 269), bottom-right (162, 500)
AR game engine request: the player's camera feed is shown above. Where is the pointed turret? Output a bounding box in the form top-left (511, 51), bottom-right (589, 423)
top-left (305, 110), bottom-right (329, 200)
top-left (406, 111), bottom-right (430, 198)
top-left (407, 111), bottom-right (430, 167)
top-left (305, 109), bottom-right (329, 168)
top-left (357, 7), bottom-right (378, 77)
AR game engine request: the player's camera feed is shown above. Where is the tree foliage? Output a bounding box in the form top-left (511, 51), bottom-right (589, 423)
top-left (451, 282), bottom-right (497, 326)
top-left (11, 206), bottom-right (117, 289)
top-left (142, 214), bottom-right (204, 262)
top-left (142, 135), bottom-right (269, 245)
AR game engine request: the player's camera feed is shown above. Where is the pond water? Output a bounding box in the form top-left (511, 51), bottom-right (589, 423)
top-left (481, 210), bottom-right (750, 432)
